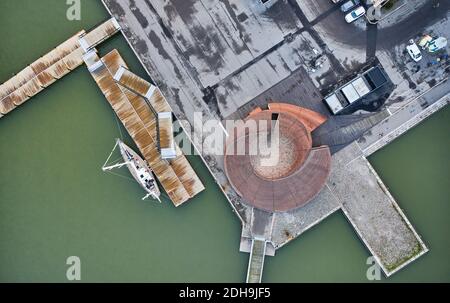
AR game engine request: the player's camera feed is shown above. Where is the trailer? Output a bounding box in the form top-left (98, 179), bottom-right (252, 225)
top-left (324, 66), bottom-right (388, 114)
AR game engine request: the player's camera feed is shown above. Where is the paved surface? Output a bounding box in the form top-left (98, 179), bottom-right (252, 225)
top-left (328, 142), bottom-right (428, 275)
top-left (102, 0), bottom-right (382, 223)
top-left (246, 239), bottom-right (266, 283)
top-left (102, 0), bottom-right (447, 278)
top-left (297, 0), bottom-right (448, 50)
top-left (358, 88), bottom-right (450, 156)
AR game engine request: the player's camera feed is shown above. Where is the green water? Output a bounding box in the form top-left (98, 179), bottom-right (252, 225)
top-left (0, 1), bottom-right (448, 282)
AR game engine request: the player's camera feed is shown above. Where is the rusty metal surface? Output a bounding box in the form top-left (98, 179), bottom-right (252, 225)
top-left (267, 102), bottom-right (327, 132)
top-left (224, 106), bottom-right (331, 212)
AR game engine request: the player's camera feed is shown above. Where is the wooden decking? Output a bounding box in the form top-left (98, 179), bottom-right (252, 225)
top-left (0, 31), bottom-right (86, 116)
top-left (112, 66), bottom-right (177, 159)
top-left (113, 66), bottom-right (171, 112)
top-left (1, 17), bottom-right (204, 206)
top-left (78, 18), bottom-right (121, 52)
top-left (0, 18), bottom-right (121, 118)
top-left (84, 49), bottom-right (204, 206)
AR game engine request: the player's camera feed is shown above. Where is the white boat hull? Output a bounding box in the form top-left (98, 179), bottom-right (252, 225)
top-left (117, 140), bottom-right (161, 201)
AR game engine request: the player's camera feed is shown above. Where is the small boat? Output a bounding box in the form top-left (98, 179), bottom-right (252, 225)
top-left (102, 139), bottom-right (161, 202)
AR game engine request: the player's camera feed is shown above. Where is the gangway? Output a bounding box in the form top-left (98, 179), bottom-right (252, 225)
top-left (246, 239), bottom-right (267, 283)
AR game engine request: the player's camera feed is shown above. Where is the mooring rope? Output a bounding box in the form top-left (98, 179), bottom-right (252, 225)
top-left (113, 113), bottom-right (124, 140)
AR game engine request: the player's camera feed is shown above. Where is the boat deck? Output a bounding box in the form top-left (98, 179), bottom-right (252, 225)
top-left (84, 49), bottom-right (204, 206)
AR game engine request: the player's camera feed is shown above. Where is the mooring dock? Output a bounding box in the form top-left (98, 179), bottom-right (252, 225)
top-left (1, 17), bottom-right (204, 206)
top-left (83, 49), bottom-right (204, 206)
top-left (0, 18), bottom-right (121, 118)
top-left (0, 31), bottom-right (85, 117)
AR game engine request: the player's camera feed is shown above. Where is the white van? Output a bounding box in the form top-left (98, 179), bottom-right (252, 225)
top-left (406, 41), bottom-right (423, 62)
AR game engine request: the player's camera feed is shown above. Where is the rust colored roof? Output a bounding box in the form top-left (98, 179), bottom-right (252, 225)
top-left (267, 102), bottom-right (327, 132)
top-left (224, 105), bottom-right (331, 212)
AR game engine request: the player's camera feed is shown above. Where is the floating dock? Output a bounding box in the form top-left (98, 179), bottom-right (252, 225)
top-left (1, 17), bottom-right (203, 206)
top-left (0, 31), bottom-right (85, 117)
top-left (0, 18), bottom-right (121, 118)
top-left (83, 49), bottom-right (204, 206)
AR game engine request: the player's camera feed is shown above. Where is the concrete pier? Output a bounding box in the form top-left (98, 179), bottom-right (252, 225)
top-left (246, 239), bottom-right (267, 283)
top-left (359, 90), bottom-right (449, 156)
top-left (328, 142), bottom-right (428, 276)
top-left (101, 0), bottom-right (442, 281)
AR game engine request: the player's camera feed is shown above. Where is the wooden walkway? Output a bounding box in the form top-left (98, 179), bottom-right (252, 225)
top-left (113, 66), bottom-right (177, 159)
top-left (78, 18), bottom-right (121, 52)
top-left (84, 49), bottom-right (204, 206)
top-left (0, 31), bottom-right (85, 117)
top-left (0, 18), bottom-right (121, 118)
top-left (246, 239), bottom-right (266, 283)
top-left (0, 17), bottom-right (203, 206)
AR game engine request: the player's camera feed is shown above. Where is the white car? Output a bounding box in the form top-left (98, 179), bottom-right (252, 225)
top-left (345, 6), bottom-right (366, 23)
top-left (406, 41), bottom-right (423, 62)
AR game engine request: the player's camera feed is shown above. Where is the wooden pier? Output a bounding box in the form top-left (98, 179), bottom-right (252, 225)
top-left (0, 18), bottom-right (121, 118)
top-left (83, 49), bottom-right (204, 206)
top-left (1, 17), bottom-right (203, 206)
top-left (0, 31), bottom-right (85, 117)
top-left (112, 66), bottom-right (177, 159)
top-left (78, 18), bottom-right (121, 52)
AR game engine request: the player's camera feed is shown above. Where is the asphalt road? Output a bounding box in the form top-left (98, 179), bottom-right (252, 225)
top-left (377, 1), bottom-right (450, 49)
top-left (310, 0), bottom-right (449, 51)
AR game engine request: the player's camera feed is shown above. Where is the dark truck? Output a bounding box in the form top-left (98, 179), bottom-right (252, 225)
top-left (324, 66), bottom-right (388, 115)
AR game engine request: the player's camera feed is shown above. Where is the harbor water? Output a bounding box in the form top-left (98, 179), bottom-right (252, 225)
top-left (0, 1), bottom-right (448, 282)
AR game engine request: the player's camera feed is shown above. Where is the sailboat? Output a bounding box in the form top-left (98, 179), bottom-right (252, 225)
top-left (102, 139), bottom-right (161, 202)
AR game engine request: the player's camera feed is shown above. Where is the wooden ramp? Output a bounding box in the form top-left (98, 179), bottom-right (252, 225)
top-left (84, 49), bottom-right (204, 206)
top-left (78, 18), bottom-right (121, 52)
top-left (246, 239), bottom-right (266, 283)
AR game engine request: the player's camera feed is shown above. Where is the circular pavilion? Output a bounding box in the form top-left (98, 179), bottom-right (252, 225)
top-left (224, 103), bottom-right (332, 213)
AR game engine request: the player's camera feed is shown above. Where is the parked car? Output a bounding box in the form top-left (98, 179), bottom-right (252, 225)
top-left (428, 37), bottom-right (448, 53)
top-left (340, 0), bottom-right (360, 12)
top-left (406, 40), bottom-right (423, 62)
top-left (345, 6), bottom-right (366, 23)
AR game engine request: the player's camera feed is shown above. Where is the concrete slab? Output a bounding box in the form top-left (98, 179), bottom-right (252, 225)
top-left (294, 0), bottom-right (334, 23)
top-left (327, 142), bottom-right (428, 275)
